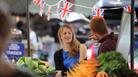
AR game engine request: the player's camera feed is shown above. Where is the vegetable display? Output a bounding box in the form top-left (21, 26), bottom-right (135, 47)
top-left (97, 51), bottom-right (138, 77)
top-left (17, 57), bottom-right (55, 77)
top-left (67, 51), bottom-right (138, 77)
top-left (96, 71), bottom-right (108, 77)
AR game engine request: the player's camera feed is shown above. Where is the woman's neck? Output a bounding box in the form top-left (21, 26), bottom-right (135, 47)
top-left (63, 43), bottom-right (70, 51)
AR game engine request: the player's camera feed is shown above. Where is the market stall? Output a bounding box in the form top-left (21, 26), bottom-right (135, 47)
top-left (1, 0), bottom-right (138, 77)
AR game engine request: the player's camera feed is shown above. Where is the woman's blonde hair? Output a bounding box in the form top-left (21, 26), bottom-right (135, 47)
top-left (58, 24), bottom-right (80, 57)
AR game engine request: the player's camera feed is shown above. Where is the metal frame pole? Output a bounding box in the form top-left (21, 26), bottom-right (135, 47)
top-left (130, 0), bottom-right (134, 70)
top-left (26, 0), bottom-right (30, 56)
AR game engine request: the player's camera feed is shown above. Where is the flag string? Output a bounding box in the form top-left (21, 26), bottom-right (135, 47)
top-left (45, 0), bottom-right (63, 7)
top-left (34, 0), bottom-right (137, 20)
top-left (43, 0), bottom-right (128, 10)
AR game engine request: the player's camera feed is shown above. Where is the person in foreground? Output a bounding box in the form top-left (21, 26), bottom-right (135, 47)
top-left (89, 16), bottom-right (118, 55)
top-left (54, 24), bottom-right (87, 76)
top-left (0, 6), bottom-right (37, 77)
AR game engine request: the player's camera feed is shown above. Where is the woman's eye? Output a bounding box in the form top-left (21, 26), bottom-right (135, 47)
top-left (64, 32), bottom-right (66, 35)
top-left (68, 32), bottom-right (71, 34)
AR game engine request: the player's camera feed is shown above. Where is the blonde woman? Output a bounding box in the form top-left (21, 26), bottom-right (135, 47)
top-left (54, 24), bottom-right (87, 76)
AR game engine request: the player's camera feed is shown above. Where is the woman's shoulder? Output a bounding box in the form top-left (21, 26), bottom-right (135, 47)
top-left (55, 49), bottom-right (63, 53)
top-left (54, 49), bottom-right (63, 57)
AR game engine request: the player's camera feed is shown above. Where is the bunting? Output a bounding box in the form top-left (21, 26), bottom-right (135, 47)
top-left (39, 0), bottom-right (46, 16)
top-left (34, 0), bottom-right (41, 6)
top-left (33, 0), bottom-right (137, 21)
top-left (55, 0), bottom-right (67, 18)
top-left (92, 8), bottom-right (104, 17)
top-left (47, 5), bottom-right (52, 21)
top-left (123, 5), bottom-right (137, 22)
top-left (61, 2), bottom-right (71, 18)
top-left (123, 5), bottom-right (131, 13)
top-left (60, 1), bottom-right (73, 19)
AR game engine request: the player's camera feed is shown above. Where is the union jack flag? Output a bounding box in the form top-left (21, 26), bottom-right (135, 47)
top-left (123, 5), bottom-right (131, 13)
top-left (60, 1), bottom-right (73, 19)
top-left (47, 5), bottom-right (52, 21)
top-left (55, 0), bottom-right (67, 17)
top-left (34, 0), bottom-right (41, 6)
top-left (92, 8), bottom-right (104, 17)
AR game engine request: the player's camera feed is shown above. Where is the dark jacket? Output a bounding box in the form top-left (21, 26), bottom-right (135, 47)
top-left (54, 49), bottom-right (68, 76)
top-left (98, 32), bottom-right (118, 55)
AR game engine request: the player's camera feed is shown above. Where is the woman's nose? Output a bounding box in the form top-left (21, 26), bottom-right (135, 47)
top-left (66, 33), bottom-right (71, 36)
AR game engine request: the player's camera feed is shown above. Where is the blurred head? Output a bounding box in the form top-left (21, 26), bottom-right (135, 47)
top-left (58, 24), bottom-right (80, 56)
top-left (89, 17), bottom-right (108, 40)
top-left (0, 7), bottom-right (11, 55)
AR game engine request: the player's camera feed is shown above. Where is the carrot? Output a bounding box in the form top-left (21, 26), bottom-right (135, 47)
top-left (96, 71), bottom-right (108, 77)
top-left (67, 60), bottom-right (99, 77)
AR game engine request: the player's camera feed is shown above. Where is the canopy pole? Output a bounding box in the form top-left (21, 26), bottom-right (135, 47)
top-left (26, 0), bottom-right (30, 56)
top-left (130, 0), bottom-right (134, 70)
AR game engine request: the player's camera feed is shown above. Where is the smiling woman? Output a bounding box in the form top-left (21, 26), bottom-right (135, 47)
top-left (54, 24), bottom-right (87, 76)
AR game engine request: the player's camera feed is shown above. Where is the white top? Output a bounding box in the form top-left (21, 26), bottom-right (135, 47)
top-left (30, 30), bottom-right (39, 50)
